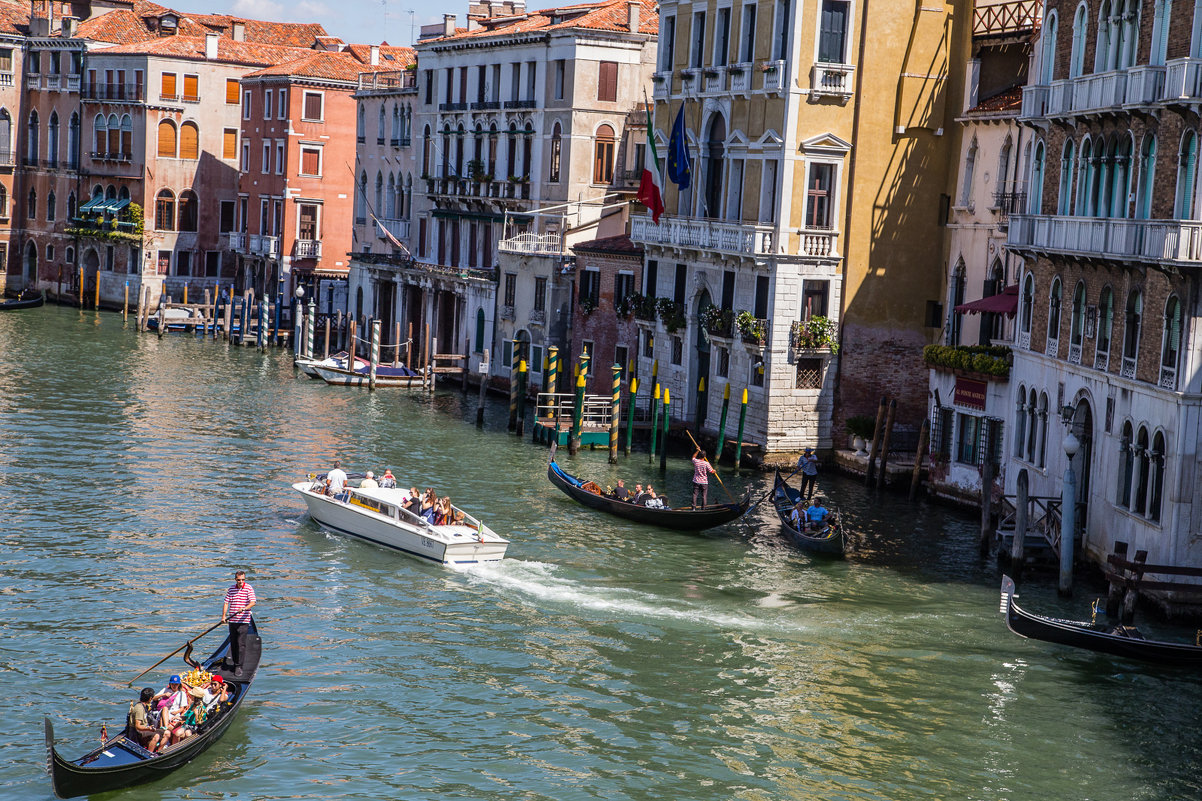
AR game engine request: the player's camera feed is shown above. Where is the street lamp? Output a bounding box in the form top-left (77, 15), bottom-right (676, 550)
top-left (1059, 431), bottom-right (1080, 596)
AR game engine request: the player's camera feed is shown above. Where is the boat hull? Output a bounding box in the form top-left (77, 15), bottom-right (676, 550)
top-left (771, 470), bottom-right (843, 555)
top-left (293, 483), bottom-right (507, 565)
top-left (0, 295), bottom-right (44, 310)
top-left (1000, 576), bottom-right (1202, 666)
top-left (311, 363), bottom-right (424, 387)
top-left (547, 461), bottom-right (749, 531)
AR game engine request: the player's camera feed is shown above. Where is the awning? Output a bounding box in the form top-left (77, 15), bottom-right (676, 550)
top-left (79, 196), bottom-right (106, 212)
top-left (109, 197), bottom-right (130, 212)
top-left (954, 284), bottom-right (1019, 317)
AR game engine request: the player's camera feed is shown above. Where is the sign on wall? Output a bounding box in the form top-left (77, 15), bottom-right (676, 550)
top-left (954, 377), bottom-right (987, 411)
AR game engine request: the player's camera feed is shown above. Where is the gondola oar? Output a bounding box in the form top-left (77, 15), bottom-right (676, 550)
top-left (749, 467), bottom-right (802, 510)
top-left (685, 430), bottom-right (737, 505)
top-left (127, 620), bottom-right (225, 687)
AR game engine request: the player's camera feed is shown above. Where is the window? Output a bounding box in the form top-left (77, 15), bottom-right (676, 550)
top-left (661, 15), bottom-right (676, 71)
top-left (262, 141), bottom-right (271, 173)
top-left (580, 269), bottom-right (601, 306)
top-left (120, 115), bottom-right (132, 156)
top-left (155, 190), bottom-right (175, 231)
top-left (243, 90), bottom-right (252, 119)
top-left (300, 145), bottom-right (321, 176)
top-left (740, 4), bottom-right (756, 62)
top-left (717, 345), bottom-right (729, 377)
top-left (160, 72), bottom-right (177, 100)
top-left (226, 78), bottom-right (240, 104)
top-left (276, 141), bottom-right (285, 175)
top-left (46, 190), bottom-right (55, 221)
top-left (549, 123), bottom-right (562, 182)
top-left (1058, 139), bottom-right (1075, 214)
top-left (47, 111), bottom-right (58, 166)
top-left (1097, 286), bottom-right (1114, 354)
top-left (751, 355), bottom-right (764, 386)
top-left (1162, 296), bottom-right (1183, 376)
top-left (423, 69), bottom-right (433, 105)
top-left (645, 259), bottom-right (658, 295)
top-left (818, 0), bottom-right (850, 63)
top-left (1150, 430), bottom-right (1166, 522)
top-left (26, 188), bottom-right (35, 219)
top-left (1047, 277), bottom-right (1062, 344)
top-left (1070, 281), bottom-right (1086, 347)
top-left (598, 61), bottom-right (617, 102)
top-left (179, 121), bottom-right (199, 159)
top-left (714, 7), bottom-right (731, 66)
top-left (25, 110), bottom-right (37, 164)
top-left (805, 163), bottom-right (834, 228)
top-left (182, 74), bottom-right (198, 102)
top-left (593, 124), bottom-right (615, 184)
top-left (534, 277), bottom-right (547, 313)
top-left (754, 275), bottom-right (769, 318)
top-left (504, 272), bottom-right (516, 306)
top-left (643, 330), bottom-right (654, 357)
top-left (554, 60), bottom-right (565, 100)
top-left (264, 89), bottom-right (273, 120)
top-left (241, 141), bottom-right (250, 171)
top-left (773, 0), bottom-right (791, 60)
top-left (278, 89), bottom-right (287, 119)
top-left (1177, 131), bottom-right (1197, 217)
top-left (220, 201), bottom-right (235, 232)
top-left (156, 119), bottom-right (176, 157)
top-left (178, 190), bottom-right (198, 232)
top-left (93, 113), bottom-right (106, 154)
top-left (614, 272), bottom-right (634, 307)
top-left (65, 191), bottom-right (74, 219)
top-left (691, 11), bottom-right (707, 68)
top-left (760, 159), bottom-right (778, 222)
top-left (298, 203), bottom-right (319, 242)
top-left (956, 414), bottom-right (981, 465)
top-left (1123, 289), bottom-right (1142, 361)
top-left (1020, 273), bottom-right (1034, 335)
top-left (303, 91), bottom-right (323, 121)
top-left (223, 128), bottom-right (237, 160)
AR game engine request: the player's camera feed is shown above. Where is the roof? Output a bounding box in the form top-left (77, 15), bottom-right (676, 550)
top-left (94, 35), bottom-right (317, 68)
top-left (570, 233), bottom-right (643, 257)
top-left (422, 0), bottom-right (658, 45)
top-left (0, 0), bottom-right (28, 36)
top-left (965, 85), bottom-right (1023, 116)
top-left (243, 45), bottom-right (416, 81)
top-left (76, 2), bottom-right (330, 47)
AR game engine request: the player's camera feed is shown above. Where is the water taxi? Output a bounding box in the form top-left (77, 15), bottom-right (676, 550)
top-left (292, 477), bottom-right (508, 565)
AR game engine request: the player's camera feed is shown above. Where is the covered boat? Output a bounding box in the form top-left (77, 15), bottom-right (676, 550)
top-left (46, 619), bottom-right (262, 798)
top-left (999, 575), bottom-right (1202, 666)
top-left (295, 352), bottom-right (368, 379)
top-left (293, 477), bottom-right (507, 565)
top-left (771, 470), bottom-right (843, 555)
top-left (547, 459), bottom-right (750, 532)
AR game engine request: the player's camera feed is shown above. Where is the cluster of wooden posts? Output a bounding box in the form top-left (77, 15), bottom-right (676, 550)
top-left (130, 282), bottom-right (292, 351)
top-left (500, 345), bottom-right (756, 469)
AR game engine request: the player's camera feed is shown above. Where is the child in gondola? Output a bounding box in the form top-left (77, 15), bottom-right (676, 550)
top-left (171, 688), bottom-right (208, 745)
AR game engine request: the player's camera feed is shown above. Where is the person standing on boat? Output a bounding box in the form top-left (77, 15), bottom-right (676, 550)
top-left (690, 448), bottom-right (717, 509)
top-left (221, 571), bottom-right (256, 678)
top-left (326, 460), bottom-right (348, 500)
top-left (797, 449), bottom-right (819, 499)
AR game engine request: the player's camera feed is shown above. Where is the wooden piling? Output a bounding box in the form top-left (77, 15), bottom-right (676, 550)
top-left (156, 295), bottom-right (166, 339)
top-left (78, 267), bottom-right (84, 309)
top-left (624, 376), bottom-right (638, 457)
top-left (734, 388), bottom-right (748, 467)
top-left (1012, 469), bottom-right (1029, 581)
top-left (336, 311), bottom-right (344, 350)
top-left (423, 323), bottom-right (431, 371)
top-left (979, 456), bottom-right (995, 556)
top-left (694, 377), bottom-right (705, 436)
top-left (135, 282), bottom-right (145, 330)
top-left (462, 337), bottom-right (470, 394)
top-left (507, 339), bottom-right (520, 431)
top-left (123, 282), bottom-right (129, 322)
top-left (323, 317), bottom-right (331, 358)
top-left (476, 351), bottom-right (489, 427)
top-left (407, 322), bottom-right (413, 365)
top-left (348, 319), bottom-right (357, 365)
top-left (223, 292), bottom-right (234, 341)
top-left (94, 272), bottom-right (100, 310)
top-left (203, 289), bottom-right (211, 337)
top-left (909, 418), bottom-right (929, 502)
top-left (865, 396), bottom-right (888, 487)
top-left (877, 399), bottom-right (897, 489)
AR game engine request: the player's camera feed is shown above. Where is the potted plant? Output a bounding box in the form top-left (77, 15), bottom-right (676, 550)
top-left (845, 415), bottom-right (876, 456)
top-left (727, 64), bottom-right (746, 76)
top-left (580, 295), bottom-right (598, 316)
top-left (758, 62), bottom-right (778, 74)
top-left (656, 297), bottom-right (686, 332)
top-left (700, 304), bottom-right (733, 337)
top-left (735, 310), bottom-right (766, 345)
top-left (791, 316), bottom-right (840, 352)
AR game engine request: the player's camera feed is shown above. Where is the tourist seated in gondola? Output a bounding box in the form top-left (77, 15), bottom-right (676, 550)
top-left (643, 486), bottom-right (670, 509)
top-left (612, 479), bottom-right (630, 502)
top-left (805, 497), bottom-right (830, 528)
top-left (170, 688), bottom-right (208, 745)
top-left (631, 483), bottom-right (647, 505)
top-left (790, 500), bottom-right (806, 530)
top-left (127, 688), bottom-right (158, 749)
top-left (202, 675), bottom-right (229, 711)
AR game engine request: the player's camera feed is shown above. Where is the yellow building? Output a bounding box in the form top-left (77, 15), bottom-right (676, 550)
top-left (632, 0), bottom-right (970, 454)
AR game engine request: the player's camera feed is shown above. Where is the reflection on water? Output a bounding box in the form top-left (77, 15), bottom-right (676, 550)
top-left (1, 307), bottom-right (1200, 801)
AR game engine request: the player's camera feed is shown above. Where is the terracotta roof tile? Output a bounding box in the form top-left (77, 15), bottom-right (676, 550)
top-left (571, 233), bottom-right (642, 255)
top-left (244, 45), bottom-right (416, 81)
top-left (77, 3), bottom-right (329, 47)
top-left (423, 0), bottom-right (657, 44)
top-left (0, 0), bottom-right (28, 36)
top-left (95, 35), bottom-right (314, 68)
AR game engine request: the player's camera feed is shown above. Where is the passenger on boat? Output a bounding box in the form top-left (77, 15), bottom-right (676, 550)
top-left (402, 487), bottom-right (420, 513)
top-left (434, 496), bottom-right (452, 525)
top-left (128, 688), bottom-right (157, 748)
top-left (631, 483), bottom-right (646, 505)
top-left (419, 489), bottom-right (438, 522)
top-left (379, 469), bottom-right (397, 489)
top-left (152, 676), bottom-right (190, 717)
top-left (790, 501), bottom-right (805, 529)
top-left (326, 460), bottom-right (349, 500)
top-left (613, 479), bottom-right (630, 501)
top-left (806, 498), bottom-right (830, 528)
top-left (170, 687), bottom-right (208, 744)
top-left (360, 471), bottom-right (379, 489)
top-left (643, 486), bottom-right (670, 509)
top-left (202, 675), bottom-right (228, 711)
top-left (452, 510), bottom-right (466, 525)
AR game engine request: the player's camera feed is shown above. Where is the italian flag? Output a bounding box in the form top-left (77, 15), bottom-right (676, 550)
top-left (636, 111), bottom-right (664, 223)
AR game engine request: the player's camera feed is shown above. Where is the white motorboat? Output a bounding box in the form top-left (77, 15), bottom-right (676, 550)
top-left (292, 478), bottom-right (508, 565)
top-left (295, 352), bottom-right (368, 379)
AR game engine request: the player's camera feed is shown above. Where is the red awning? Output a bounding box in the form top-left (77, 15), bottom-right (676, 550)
top-left (954, 284), bottom-right (1019, 317)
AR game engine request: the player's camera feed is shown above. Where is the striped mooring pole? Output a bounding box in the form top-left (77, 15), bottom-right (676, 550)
top-left (257, 298), bottom-right (268, 352)
top-left (624, 376), bottom-right (638, 457)
top-left (608, 364), bottom-right (621, 464)
top-left (369, 319), bottom-right (381, 390)
top-left (306, 300), bottom-right (316, 359)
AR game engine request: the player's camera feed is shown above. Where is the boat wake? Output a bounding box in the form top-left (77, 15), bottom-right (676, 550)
top-left (457, 559), bottom-right (786, 634)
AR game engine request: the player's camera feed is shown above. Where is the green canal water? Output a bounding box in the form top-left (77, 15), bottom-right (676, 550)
top-left (2, 306), bottom-right (1200, 801)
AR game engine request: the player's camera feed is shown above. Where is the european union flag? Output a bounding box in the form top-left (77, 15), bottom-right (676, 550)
top-left (666, 105), bottom-right (692, 191)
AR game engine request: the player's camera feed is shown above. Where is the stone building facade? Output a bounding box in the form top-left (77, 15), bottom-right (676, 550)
top-left (569, 233), bottom-right (642, 394)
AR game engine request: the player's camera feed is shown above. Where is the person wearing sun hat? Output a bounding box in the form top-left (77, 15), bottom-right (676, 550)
top-left (797, 447), bottom-right (820, 499)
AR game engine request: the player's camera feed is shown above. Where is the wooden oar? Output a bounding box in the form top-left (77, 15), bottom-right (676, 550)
top-left (127, 621), bottom-right (225, 687)
top-left (749, 467), bottom-right (802, 510)
top-left (685, 430), bottom-right (737, 506)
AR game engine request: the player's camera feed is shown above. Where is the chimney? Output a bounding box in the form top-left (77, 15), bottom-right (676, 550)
top-left (205, 32), bottom-right (219, 59)
top-left (232, 21), bottom-right (245, 41)
top-left (443, 14), bottom-right (456, 36)
top-left (61, 16), bottom-right (78, 38)
top-left (370, 44), bottom-right (380, 66)
top-left (627, 0), bottom-right (639, 32)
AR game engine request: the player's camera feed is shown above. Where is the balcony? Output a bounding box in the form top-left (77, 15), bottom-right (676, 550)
top-left (24, 74), bottom-right (38, 91)
top-left (376, 218), bottom-right (410, 241)
top-left (1045, 336), bottom-right (1058, 358)
top-left (1021, 84), bottom-right (1049, 119)
top-left (0, 72), bottom-right (11, 86)
top-left (1164, 57), bottom-right (1202, 103)
top-left (1160, 365), bottom-right (1177, 389)
top-left (972, 0), bottom-right (1041, 36)
top-left (1120, 356), bottom-right (1137, 380)
top-left (530, 309), bottom-right (546, 326)
top-left (631, 214), bottom-right (778, 259)
top-left (1068, 343), bottom-right (1082, 365)
top-left (1008, 213), bottom-right (1202, 268)
top-left (810, 63), bottom-right (855, 101)
top-left (227, 232), bottom-right (245, 251)
top-left (82, 83), bottom-right (145, 102)
top-left (470, 100), bottom-right (501, 110)
top-left (356, 70), bottom-right (418, 93)
top-left (498, 231), bottom-right (564, 255)
top-left (439, 101), bottom-right (467, 112)
top-left (66, 74), bottom-right (80, 92)
top-left (89, 151), bottom-right (133, 163)
top-left (727, 64), bottom-right (751, 93)
top-left (500, 304), bottom-right (515, 320)
top-left (504, 98), bottom-right (537, 110)
top-left (294, 239), bottom-right (322, 259)
top-left (702, 66), bottom-right (725, 94)
top-left (798, 227), bottom-right (838, 258)
top-left (761, 61), bottom-right (786, 93)
top-left (652, 72), bottom-right (670, 100)
top-left (1124, 65), bottom-right (1165, 107)
top-left (248, 234), bottom-right (279, 258)
top-left (0, 150), bottom-right (13, 167)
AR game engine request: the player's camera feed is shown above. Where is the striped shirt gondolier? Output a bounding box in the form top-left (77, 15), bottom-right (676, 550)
top-left (224, 582), bottom-right (256, 623)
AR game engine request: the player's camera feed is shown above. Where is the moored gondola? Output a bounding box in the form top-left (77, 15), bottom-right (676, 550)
top-left (771, 470), bottom-right (843, 555)
top-left (46, 618), bottom-right (262, 798)
top-left (547, 459), bottom-right (750, 531)
top-left (999, 576), bottom-right (1202, 666)
top-left (0, 293), bottom-right (45, 311)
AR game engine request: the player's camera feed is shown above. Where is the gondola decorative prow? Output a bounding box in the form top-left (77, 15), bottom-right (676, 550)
top-left (181, 641), bottom-right (201, 670)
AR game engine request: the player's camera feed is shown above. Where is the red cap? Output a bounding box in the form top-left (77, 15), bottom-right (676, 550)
top-left (210, 675), bottom-right (224, 684)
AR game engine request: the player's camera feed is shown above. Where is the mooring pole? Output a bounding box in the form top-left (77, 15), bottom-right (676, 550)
top-left (877, 399), bottom-right (897, 489)
top-left (648, 383), bottom-right (661, 462)
top-left (476, 351), bottom-right (489, 427)
top-left (516, 359), bottom-right (528, 437)
top-left (659, 387), bottom-right (670, 473)
top-left (569, 372), bottom-right (585, 456)
top-left (865, 395), bottom-right (888, 486)
top-left (546, 347), bottom-right (559, 411)
top-left (369, 319), bottom-right (381, 391)
top-left (624, 376), bottom-right (638, 457)
top-left (609, 364), bottom-right (621, 464)
top-left (734, 388), bottom-right (748, 468)
top-left (909, 418), bottom-right (930, 502)
top-left (1012, 469), bottom-right (1029, 582)
top-left (508, 339), bottom-right (519, 432)
top-left (715, 382), bottom-right (730, 463)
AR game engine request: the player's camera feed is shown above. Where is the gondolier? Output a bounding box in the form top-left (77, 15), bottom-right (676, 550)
top-left (690, 448), bottom-right (717, 509)
top-left (221, 571), bottom-right (256, 677)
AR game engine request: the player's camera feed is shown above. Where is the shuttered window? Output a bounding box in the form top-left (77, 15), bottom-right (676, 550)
top-left (226, 78), bottom-right (240, 104)
top-left (300, 146), bottom-right (320, 176)
top-left (160, 72), bottom-right (176, 99)
top-left (179, 121), bottom-right (199, 159)
top-left (222, 128), bottom-right (237, 160)
top-left (598, 61), bottom-right (617, 102)
top-left (157, 119), bottom-right (176, 157)
top-left (182, 74), bottom-right (198, 101)
top-left (303, 91), bottom-right (323, 121)
top-left (593, 124), bottom-right (615, 184)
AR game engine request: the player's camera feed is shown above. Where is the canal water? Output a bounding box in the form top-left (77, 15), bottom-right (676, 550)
top-left (2, 306), bottom-right (1200, 801)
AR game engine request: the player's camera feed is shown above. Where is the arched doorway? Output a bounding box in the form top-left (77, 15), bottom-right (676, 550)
top-left (694, 289), bottom-right (712, 430)
top-left (23, 240), bottom-right (36, 286)
top-left (1069, 398), bottom-right (1094, 548)
top-left (703, 115), bottom-right (725, 218)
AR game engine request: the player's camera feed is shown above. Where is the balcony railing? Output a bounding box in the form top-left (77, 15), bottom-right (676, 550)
top-left (498, 231), bottom-right (564, 255)
top-left (0, 150), bottom-right (13, 166)
top-left (702, 66), bottom-right (725, 94)
top-left (652, 73), bottom-right (670, 100)
top-left (631, 214), bottom-right (778, 258)
top-left (82, 83), bottom-right (145, 101)
top-left (1021, 84), bottom-right (1049, 119)
top-left (1120, 356), bottom-right (1137, 379)
top-left (799, 227), bottom-right (837, 257)
top-left (973, 0), bottom-right (1041, 36)
top-left (471, 100), bottom-right (501, 110)
top-left (67, 74), bottom-right (80, 92)
top-left (89, 151), bottom-right (133, 162)
top-left (1068, 343), bottom-right (1082, 365)
top-left (1045, 336), bottom-right (1058, 358)
top-left (530, 309), bottom-right (546, 325)
top-left (761, 61), bottom-right (786, 92)
top-left (1009, 213), bottom-right (1202, 267)
top-left (1094, 351), bottom-right (1109, 371)
top-left (376, 218), bottom-right (410, 241)
top-left (1159, 364), bottom-right (1177, 389)
top-left (356, 70), bottom-right (417, 92)
top-left (1164, 57), bottom-right (1202, 102)
top-left (0, 72), bottom-right (12, 87)
top-left (811, 63), bottom-right (855, 100)
top-left (728, 64), bottom-right (751, 93)
top-left (248, 234), bottom-right (279, 258)
top-left (1124, 65), bottom-right (1165, 107)
top-left (294, 239), bottom-right (322, 259)
top-left (504, 98), bottom-right (537, 110)
top-left (439, 101), bottom-right (467, 112)
top-left (227, 232), bottom-right (245, 251)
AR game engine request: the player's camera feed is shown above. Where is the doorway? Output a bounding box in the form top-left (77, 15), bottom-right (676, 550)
top-left (694, 289), bottom-right (712, 430)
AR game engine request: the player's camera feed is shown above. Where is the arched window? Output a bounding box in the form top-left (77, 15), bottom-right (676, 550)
top-left (374, 172), bottom-right (383, 216)
top-left (1117, 420), bottom-right (1134, 508)
top-left (157, 119), bottom-right (177, 158)
top-left (47, 111), bottom-right (58, 166)
top-left (0, 184), bottom-right (7, 218)
top-left (1070, 281), bottom-right (1086, 348)
top-left (421, 124), bottom-right (431, 174)
top-left (1098, 136), bottom-right (1115, 216)
top-left (702, 115), bottom-right (725, 215)
top-left (120, 115), bottom-right (132, 157)
top-left (1071, 2), bottom-right (1089, 77)
top-left (1136, 134), bottom-right (1157, 219)
top-left (1025, 388), bottom-right (1040, 463)
top-left (386, 173), bottom-right (396, 218)
top-left (1123, 288), bottom-right (1143, 364)
top-left (68, 112), bottom-right (80, 166)
top-left (356, 171), bottom-right (367, 222)
top-left (1047, 276), bottom-right (1062, 346)
top-left (1119, 0), bottom-right (1139, 68)
top-left (106, 184), bottom-right (116, 200)
top-left (593, 123), bottom-right (616, 185)
top-left (1058, 139), bottom-right (1075, 214)
top-left (102, 113), bottom-right (116, 156)
top-left (1149, 431), bottom-right (1166, 522)
top-left (179, 121), bottom-right (199, 159)
top-left (1029, 141), bottom-right (1045, 214)
top-left (155, 189), bottom-right (176, 231)
top-left (960, 137), bottom-right (978, 207)
top-left (1110, 135), bottom-right (1132, 218)
top-left (1096, 0), bottom-right (1115, 71)
top-left (26, 187), bottom-right (35, 220)
top-left (1037, 392), bottom-right (1049, 468)
top-left (119, 185), bottom-right (129, 201)
top-left (487, 123), bottom-right (498, 176)
top-left (357, 105), bottom-right (365, 141)
top-left (1176, 131), bottom-right (1197, 218)
top-left (1041, 11), bottom-right (1058, 84)
top-left (1020, 273), bottom-right (1035, 335)
top-left (46, 190), bottom-right (55, 221)
top-left (1133, 425), bottom-right (1151, 514)
top-left (1076, 136), bottom-right (1093, 215)
top-left (0, 108), bottom-right (11, 161)
top-left (948, 259), bottom-right (965, 345)
top-left (1013, 384), bottom-right (1028, 458)
top-left (998, 134), bottom-right (1013, 188)
top-left (403, 174), bottom-right (412, 219)
top-left (1161, 295), bottom-right (1182, 383)
top-left (1097, 286), bottom-right (1114, 356)
top-left (177, 189), bottom-right (198, 231)
top-left (26, 110), bottom-right (38, 163)
top-left (392, 104), bottom-right (400, 141)
top-left (475, 307), bottom-right (485, 352)
top-left (378, 105), bottom-right (386, 143)
top-left (455, 123), bottom-right (465, 177)
top-left (67, 190), bottom-right (76, 219)
top-left (549, 122), bottom-right (562, 183)
top-left (24, 241), bottom-right (36, 281)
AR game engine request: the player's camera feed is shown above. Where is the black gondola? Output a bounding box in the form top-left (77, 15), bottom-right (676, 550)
top-left (45, 618), bottom-right (262, 798)
top-left (0, 294), bottom-right (45, 310)
top-left (999, 576), bottom-right (1202, 666)
top-left (770, 470), bottom-right (843, 555)
top-left (547, 459), bottom-right (750, 531)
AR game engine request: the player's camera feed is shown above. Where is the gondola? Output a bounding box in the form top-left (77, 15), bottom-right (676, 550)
top-left (0, 293), bottom-right (44, 310)
top-left (999, 576), bottom-right (1202, 666)
top-left (771, 470), bottom-right (843, 555)
top-left (547, 459), bottom-right (750, 531)
top-left (46, 618), bottom-right (262, 798)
